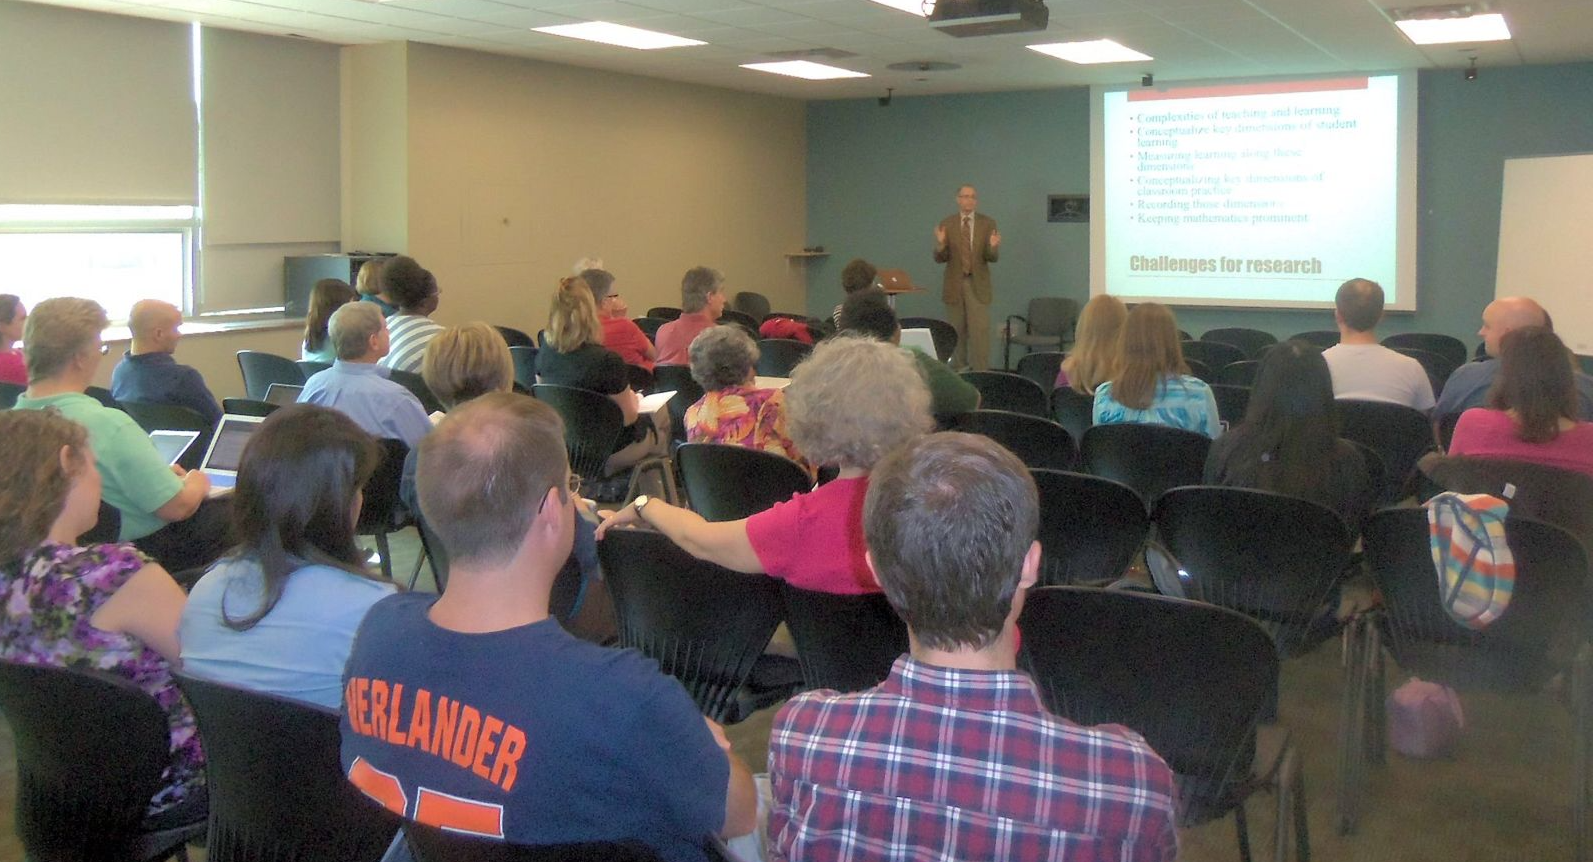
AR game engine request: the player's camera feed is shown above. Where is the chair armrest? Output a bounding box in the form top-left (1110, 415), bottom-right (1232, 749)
top-left (1004, 314), bottom-right (1031, 336)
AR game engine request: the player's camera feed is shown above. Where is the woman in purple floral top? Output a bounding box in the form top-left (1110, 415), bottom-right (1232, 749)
top-left (685, 325), bottom-right (812, 475)
top-left (0, 409), bottom-right (203, 817)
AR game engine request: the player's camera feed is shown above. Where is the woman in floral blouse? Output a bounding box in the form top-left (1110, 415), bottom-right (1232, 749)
top-left (685, 325), bottom-right (811, 474)
top-left (0, 409), bottom-right (203, 818)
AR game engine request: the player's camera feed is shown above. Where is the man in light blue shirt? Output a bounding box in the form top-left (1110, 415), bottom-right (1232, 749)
top-left (298, 301), bottom-right (431, 448)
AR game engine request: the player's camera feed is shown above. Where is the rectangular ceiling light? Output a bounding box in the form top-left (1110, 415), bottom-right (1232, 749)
top-left (740, 60), bottom-right (870, 80)
top-left (1393, 11), bottom-right (1510, 44)
top-left (531, 21), bottom-right (706, 50)
top-left (1027, 39), bottom-right (1153, 64)
top-left (864, 0), bottom-right (929, 15)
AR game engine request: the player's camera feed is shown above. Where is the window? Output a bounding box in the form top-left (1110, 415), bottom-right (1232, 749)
top-left (0, 205), bottom-right (195, 322)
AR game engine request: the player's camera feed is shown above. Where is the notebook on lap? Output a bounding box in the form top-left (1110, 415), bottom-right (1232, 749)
top-left (197, 414), bottom-right (267, 495)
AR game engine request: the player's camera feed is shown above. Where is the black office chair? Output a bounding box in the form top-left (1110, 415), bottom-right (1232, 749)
top-left (959, 370), bottom-right (1049, 417)
top-left (732, 291), bottom-right (771, 320)
top-left (1289, 330), bottom-right (1340, 349)
top-left (675, 443), bottom-right (810, 522)
top-left (1215, 359), bottom-right (1262, 387)
top-left (220, 398), bottom-right (279, 418)
top-left (85, 384), bottom-right (123, 409)
top-left (1152, 486), bottom-right (1354, 658)
top-left (626, 364), bottom-right (654, 394)
top-left (0, 662), bottom-right (207, 862)
top-left (1002, 297), bottom-right (1077, 370)
top-left (718, 308), bottom-right (759, 335)
top-left (510, 346), bottom-right (539, 391)
top-left (597, 528), bottom-right (796, 723)
top-left (358, 439), bottom-right (414, 581)
top-left (756, 338), bottom-right (812, 377)
top-left (899, 317), bottom-right (958, 363)
top-left (645, 307), bottom-right (683, 321)
top-left (414, 511), bottom-right (584, 617)
top-left (1381, 332), bottom-right (1468, 369)
top-left (650, 365), bottom-right (705, 446)
top-left (1014, 350), bottom-right (1065, 394)
top-left (1030, 469), bottom-right (1148, 586)
top-left (295, 360), bottom-right (331, 379)
top-left (532, 384), bottom-right (675, 504)
top-left (1203, 327), bottom-right (1278, 360)
top-left (388, 368), bottom-right (445, 415)
top-left (494, 325), bottom-right (536, 348)
top-left (1183, 358), bottom-right (1215, 384)
top-left (633, 317), bottom-right (668, 344)
top-left (1388, 346), bottom-right (1458, 398)
top-left (1339, 509), bottom-right (1592, 843)
top-left (1335, 399), bottom-right (1436, 503)
top-left (120, 401), bottom-right (212, 471)
top-left (236, 351), bottom-right (305, 401)
top-left (1182, 339), bottom-right (1246, 371)
top-left (174, 674), bottom-right (401, 862)
top-left (948, 410), bottom-right (1075, 472)
top-left (1079, 423), bottom-right (1211, 506)
top-left (1049, 386), bottom-right (1094, 446)
top-left (781, 584), bottom-right (908, 694)
top-left (1019, 588), bottom-right (1307, 862)
top-left (0, 380), bottom-right (23, 409)
top-left (1211, 383), bottom-right (1252, 425)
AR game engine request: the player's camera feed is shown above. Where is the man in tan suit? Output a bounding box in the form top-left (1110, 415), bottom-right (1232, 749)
top-left (933, 184), bottom-right (1000, 370)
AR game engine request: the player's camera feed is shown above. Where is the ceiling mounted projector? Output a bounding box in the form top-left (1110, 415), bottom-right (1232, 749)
top-left (929, 0), bottom-right (1049, 37)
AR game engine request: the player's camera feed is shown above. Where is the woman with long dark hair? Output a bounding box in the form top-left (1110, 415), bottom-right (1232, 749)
top-left (301, 278), bottom-right (357, 363)
top-left (1204, 339), bottom-right (1372, 524)
top-left (1449, 326), bottom-right (1593, 477)
top-left (179, 404), bottom-right (396, 708)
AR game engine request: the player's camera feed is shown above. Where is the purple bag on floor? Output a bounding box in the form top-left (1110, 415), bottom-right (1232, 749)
top-left (1387, 677), bottom-right (1465, 759)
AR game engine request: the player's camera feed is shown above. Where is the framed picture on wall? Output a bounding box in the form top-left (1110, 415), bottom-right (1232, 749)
top-left (1048, 195), bottom-right (1089, 223)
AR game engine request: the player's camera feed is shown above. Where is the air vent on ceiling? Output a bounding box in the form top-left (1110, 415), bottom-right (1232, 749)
top-left (885, 60), bottom-right (962, 72)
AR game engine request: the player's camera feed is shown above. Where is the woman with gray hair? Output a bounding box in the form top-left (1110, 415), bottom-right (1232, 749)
top-left (685, 325), bottom-right (807, 471)
top-left (598, 335), bottom-right (933, 595)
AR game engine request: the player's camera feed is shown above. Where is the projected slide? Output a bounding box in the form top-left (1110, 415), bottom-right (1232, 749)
top-left (1092, 74), bottom-right (1415, 310)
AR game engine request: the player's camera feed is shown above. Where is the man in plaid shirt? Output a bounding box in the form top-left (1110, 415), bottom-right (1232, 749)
top-left (767, 432), bottom-right (1179, 861)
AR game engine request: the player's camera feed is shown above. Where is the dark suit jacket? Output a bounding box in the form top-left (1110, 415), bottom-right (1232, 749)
top-left (933, 212), bottom-right (998, 305)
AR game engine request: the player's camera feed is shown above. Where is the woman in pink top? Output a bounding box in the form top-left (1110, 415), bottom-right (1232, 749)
top-left (597, 336), bottom-right (934, 594)
top-left (0, 295), bottom-right (27, 386)
top-left (1449, 326), bottom-right (1593, 478)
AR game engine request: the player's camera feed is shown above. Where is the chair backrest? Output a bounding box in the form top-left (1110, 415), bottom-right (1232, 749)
top-left (1289, 330), bottom-right (1340, 349)
top-left (645, 306), bottom-right (682, 321)
top-left (1381, 332), bottom-right (1469, 369)
top-left (1181, 340), bottom-right (1246, 370)
top-left (633, 317), bottom-right (668, 344)
top-left (388, 368), bottom-right (445, 414)
top-left (237, 350), bottom-right (306, 401)
top-left (649, 366), bottom-right (704, 445)
top-left (174, 674), bottom-right (401, 861)
top-left (732, 291), bottom-right (771, 320)
top-left (1049, 386), bottom-right (1094, 445)
top-left (1183, 357), bottom-right (1214, 384)
top-left (403, 822), bottom-right (667, 862)
top-left (718, 308), bottom-right (759, 333)
top-left (221, 397), bottom-right (280, 418)
top-left (755, 338), bottom-right (812, 377)
top-left (121, 401), bottom-right (212, 470)
top-left (949, 410), bottom-right (1075, 472)
top-left (1014, 351), bottom-right (1065, 393)
top-left (959, 370), bottom-right (1048, 417)
top-left (1419, 455), bottom-right (1593, 551)
top-left (1030, 469), bottom-right (1148, 586)
top-left (596, 528), bottom-right (786, 722)
top-left (414, 512), bottom-right (582, 617)
top-left (1335, 398), bottom-right (1436, 502)
top-left (1214, 359), bottom-right (1261, 387)
top-left (358, 439), bottom-right (411, 536)
top-left (1388, 346), bottom-right (1458, 397)
top-left (0, 380), bottom-right (23, 409)
top-left (84, 384), bottom-right (122, 410)
top-left (676, 443), bottom-right (811, 522)
top-left (531, 385), bottom-right (624, 484)
top-left (509, 346), bottom-right (539, 391)
top-left (1209, 383), bottom-right (1251, 425)
top-left (1152, 486), bottom-right (1353, 656)
top-left (1018, 588), bottom-right (1277, 823)
top-left (1364, 507), bottom-right (1591, 692)
top-left (494, 325), bottom-right (535, 348)
top-left (1024, 297), bottom-right (1079, 337)
top-left (1201, 327), bottom-right (1277, 360)
top-left (780, 584), bottom-right (907, 693)
top-left (626, 364), bottom-right (654, 393)
top-left (296, 360), bottom-right (331, 379)
top-left (0, 661), bottom-right (178, 858)
top-left (1079, 423), bottom-right (1211, 505)
top-left (898, 317), bottom-right (958, 362)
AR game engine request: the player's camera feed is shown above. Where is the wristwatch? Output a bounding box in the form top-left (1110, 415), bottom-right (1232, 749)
top-left (632, 495), bottom-right (651, 522)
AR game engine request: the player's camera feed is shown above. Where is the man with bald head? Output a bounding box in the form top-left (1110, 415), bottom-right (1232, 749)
top-left (1435, 296), bottom-right (1593, 420)
top-left (110, 299), bottom-right (222, 425)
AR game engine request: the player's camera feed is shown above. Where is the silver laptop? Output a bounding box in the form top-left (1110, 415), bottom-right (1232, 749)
top-left (900, 327), bottom-right (939, 359)
top-left (264, 383), bottom-right (304, 406)
top-left (148, 429), bottom-right (200, 466)
top-left (197, 414), bottom-right (268, 493)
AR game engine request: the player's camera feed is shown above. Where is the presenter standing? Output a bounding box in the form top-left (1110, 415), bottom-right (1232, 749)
top-left (933, 184), bottom-right (999, 370)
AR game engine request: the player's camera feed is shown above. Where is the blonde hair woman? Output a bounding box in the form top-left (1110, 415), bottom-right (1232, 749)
top-left (536, 276), bottom-right (667, 475)
top-left (1056, 294), bottom-right (1127, 395)
top-left (1092, 302), bottom-right (1220, 438)
top-left (423, 322), bottom-right (515, 409)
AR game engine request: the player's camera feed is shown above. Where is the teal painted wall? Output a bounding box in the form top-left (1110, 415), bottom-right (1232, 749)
top-left (805, 63), bottom-right (1593, 365)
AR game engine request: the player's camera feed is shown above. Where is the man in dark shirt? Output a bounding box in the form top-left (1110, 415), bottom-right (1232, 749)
top-left (110, 299), bottom-right (221, 426)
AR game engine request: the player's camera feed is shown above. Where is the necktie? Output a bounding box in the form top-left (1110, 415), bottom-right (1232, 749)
top-left (962, 216), bottom-right (973, 275)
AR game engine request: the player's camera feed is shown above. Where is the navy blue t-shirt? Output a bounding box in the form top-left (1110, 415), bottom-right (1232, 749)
top-left (339, 592), bottom-right (727, 861)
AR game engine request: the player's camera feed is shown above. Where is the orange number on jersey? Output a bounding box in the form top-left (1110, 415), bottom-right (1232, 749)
top-left (347, 757), bottom-right (406, 817)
